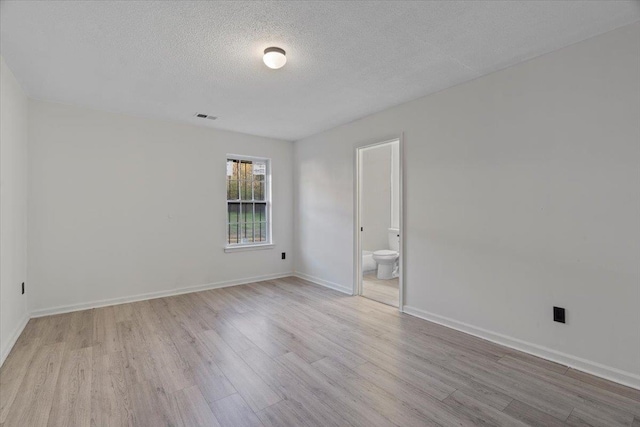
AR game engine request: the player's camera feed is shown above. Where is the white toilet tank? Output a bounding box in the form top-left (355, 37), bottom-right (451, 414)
top-left (388, 228), bottom-right (400, 251)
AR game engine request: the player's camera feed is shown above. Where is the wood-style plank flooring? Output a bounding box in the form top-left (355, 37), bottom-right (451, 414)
top-left (1, 276), bottom-right (639, 426)
top-left (362, 273), bottom-right (399, 307)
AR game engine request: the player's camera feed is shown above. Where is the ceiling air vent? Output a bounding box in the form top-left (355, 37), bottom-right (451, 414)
top-left (194, 113), bottom-right (217, 120)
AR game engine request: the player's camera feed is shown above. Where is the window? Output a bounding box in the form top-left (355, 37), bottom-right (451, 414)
top-left (226, 156), bottom-right (271, 248)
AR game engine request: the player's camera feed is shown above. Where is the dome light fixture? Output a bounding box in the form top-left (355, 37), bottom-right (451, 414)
top-left (263, 47), bottom-right (286, 69)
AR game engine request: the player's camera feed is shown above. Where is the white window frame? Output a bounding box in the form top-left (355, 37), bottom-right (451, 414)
top-left (224, 154), bottom-right (274, 252)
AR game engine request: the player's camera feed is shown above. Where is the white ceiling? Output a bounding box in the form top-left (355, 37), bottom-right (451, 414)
top-left (1, 1), bottom-right (638, 141)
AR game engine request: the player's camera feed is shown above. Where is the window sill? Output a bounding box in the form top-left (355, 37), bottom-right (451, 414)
top-left (224, 243), bottom-right (275, 253)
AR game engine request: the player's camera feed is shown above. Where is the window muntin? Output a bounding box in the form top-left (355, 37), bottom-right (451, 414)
top-left (226, 157), bottom-right (270, 246)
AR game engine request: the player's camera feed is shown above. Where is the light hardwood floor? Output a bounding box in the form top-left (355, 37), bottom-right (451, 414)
top-left (1, 276), bottom-right (639, 426)
top-left (362, 273), bottom-right (399, 307)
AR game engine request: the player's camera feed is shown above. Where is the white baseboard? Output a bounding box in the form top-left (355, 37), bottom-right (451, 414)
top-left (30, 272), bottom-right (293, 318)
top-left (293, 271), bottom-right (353, 295)
top-left (403, 305), bottom-right (640, 391)
top-left (0, 312), bottom-right (30, 367)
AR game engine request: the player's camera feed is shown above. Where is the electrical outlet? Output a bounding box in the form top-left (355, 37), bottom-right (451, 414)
top-left (281, 252), bottom-right (286, 260)
top-left (553, 306), bottom-right (565, 323)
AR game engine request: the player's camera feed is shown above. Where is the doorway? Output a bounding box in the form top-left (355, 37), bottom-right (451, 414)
top-left (355, 137), bottom-right (403, 310)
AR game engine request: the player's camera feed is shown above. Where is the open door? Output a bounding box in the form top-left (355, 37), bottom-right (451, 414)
top-left (355, 137), bottom-right (403, 310)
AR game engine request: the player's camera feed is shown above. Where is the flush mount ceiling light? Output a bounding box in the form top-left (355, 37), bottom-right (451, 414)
top-left (263, 47), bottom-right (286, 69)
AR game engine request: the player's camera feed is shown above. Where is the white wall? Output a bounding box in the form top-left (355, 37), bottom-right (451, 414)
top-left (361, 144), bottom-right (391, 252)
top-left (391, 141), bottom-right (400, 230)
top-left (0, 57), bottom-right (29, 364)
top-left (294, 23), bottom-right (640, 386)
top-left (28, 100), bottom-right (293, 314)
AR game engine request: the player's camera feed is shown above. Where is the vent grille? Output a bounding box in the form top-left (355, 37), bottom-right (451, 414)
top-left (194, 113), bottom-right (217, 120)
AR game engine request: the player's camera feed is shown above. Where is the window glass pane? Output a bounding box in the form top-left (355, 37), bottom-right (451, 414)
top-left (228, 223), bottom-right (239, 244)
top-left (240, 180), bottom-right (252, 200)
top-left (240, 223), bottom-right (254, 243)
top-left (227, 159), bottom-right (239, 200)
top-left (226, 157), bottom-right (269, 246)
top-left (226, 160), bottom-right (236, 178)
top-left (255, 222), bottom-right (267, 242)
top-left (253, 181), bottom-right (265, 200)
top-left (253, 162), bottom-right (266, 181)
top-left (255, 203), bottom-right (266, 222)
top-left (227, 178), bottom-right (238, 200)
top-left (241, 203), bottom-right (254, 223)
top-left (239, 181), bottom-right (246, 200)
top-left (228, 202), bottom-right (239, 224)
top-left (240, 161), bottom-right (251, 180)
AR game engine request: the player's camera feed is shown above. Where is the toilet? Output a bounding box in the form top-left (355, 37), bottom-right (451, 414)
top-left (372, 228), bottom-right (399, 280)
top-left (362, 251), bottom-right (377, 273)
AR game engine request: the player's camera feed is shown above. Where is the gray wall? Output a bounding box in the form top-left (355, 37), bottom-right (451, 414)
top-left (28, 100), bottom-right (294, 314)
top-left (0, 57), bottom-right (29, 364)
top-left (293, 23), bottom-right (640, 386)
top-left (361, 144), bottom-right (391, 252)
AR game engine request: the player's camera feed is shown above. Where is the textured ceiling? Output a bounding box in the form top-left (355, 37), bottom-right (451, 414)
top-left (1, 1), bottom-right (639, 141)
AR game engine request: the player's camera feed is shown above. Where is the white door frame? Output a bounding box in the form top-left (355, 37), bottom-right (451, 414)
top-left (354, 135), bottom-right (404, 311)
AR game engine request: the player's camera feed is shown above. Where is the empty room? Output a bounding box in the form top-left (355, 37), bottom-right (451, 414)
top-left (1, 1), bottom-right (639, 426)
